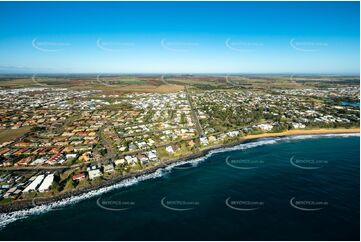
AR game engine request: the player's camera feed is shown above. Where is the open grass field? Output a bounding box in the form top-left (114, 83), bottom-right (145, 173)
top-left (0, 75), bottom-right (358, 91)
top-left (93, 84), bottom-right (184, 94)
top-left (0, 78), bottom-right (35, 87)
top-left (0, 126), bottom-right (32, 144)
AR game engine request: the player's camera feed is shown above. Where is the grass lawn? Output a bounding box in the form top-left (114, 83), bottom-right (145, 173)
top-left (0, 197), bottom-right (13, 205)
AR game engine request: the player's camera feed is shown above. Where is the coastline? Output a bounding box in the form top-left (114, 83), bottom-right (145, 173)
top-left (242, 128), bottom-right (360, 140)
top-left (0, 128), bottom-right (359, 214)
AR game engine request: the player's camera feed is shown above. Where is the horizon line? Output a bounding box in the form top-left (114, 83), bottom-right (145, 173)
top-left (0, 72), bottom-right (359, 77)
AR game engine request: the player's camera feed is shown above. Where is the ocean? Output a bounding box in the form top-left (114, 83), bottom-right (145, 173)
top-left (0, 134), bottom-right (359, 240)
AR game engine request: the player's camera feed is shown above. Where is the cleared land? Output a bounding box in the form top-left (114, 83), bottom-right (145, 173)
top-left (0, 126), bottom-right (32, 143)
top-left (93, 84), bottom-right (185, 94)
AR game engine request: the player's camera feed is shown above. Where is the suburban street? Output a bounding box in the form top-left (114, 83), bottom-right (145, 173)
top-left (185, 85), bottom-right (204, 137)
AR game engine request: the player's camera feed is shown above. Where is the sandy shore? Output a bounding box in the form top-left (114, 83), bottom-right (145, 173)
top-left (0, 128), bottom-right (359, 213)
top-left (242, 128), bottom-right (360, 140)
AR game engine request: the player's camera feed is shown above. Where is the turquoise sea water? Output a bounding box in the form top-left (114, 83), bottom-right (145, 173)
top-left (0, 135), bottom-right (359, 240)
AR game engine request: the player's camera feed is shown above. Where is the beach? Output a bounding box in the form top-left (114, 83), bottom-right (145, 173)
top-left (242, 128), bottom-right (360, 140)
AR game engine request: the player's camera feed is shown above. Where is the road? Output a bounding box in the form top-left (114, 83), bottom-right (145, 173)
top-left (185, 86), bottom-right (204, 137)
top-left (0, 161), bottom-right (92, 171)
top-left (99, 124), bottom-right (117, 161)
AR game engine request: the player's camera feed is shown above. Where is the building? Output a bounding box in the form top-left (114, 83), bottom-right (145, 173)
top-left (66, 153), bottom-right (78, 159)
top-left (23, 174), bottom-right (45, 192)
top-left (115, 159), bottom-right (126, 166)
top-left (256, 124), bottom-right (273, 131)
top-left (72, 173), bottom-right (86, 181)
top-left (88, 169), bottom-right (102, 180)
top-left (200, 137), bottom-right (209, 146)
top-left (292, 122), bottom-right (306, 129)
top-left (46, 153), bottom-right (65, 165)
top-left (31, 157), bottom-right (47, 165)
top-left (38, 174), bottom-right (54, 192)
top-left (125, 155), bottom-right (138, 165)
top-left (165, 146), bottom-right (174, 154)
top-left (147, 150), bottom-right (157, 161)
top-left (103, 163), bottom-right (114, 173)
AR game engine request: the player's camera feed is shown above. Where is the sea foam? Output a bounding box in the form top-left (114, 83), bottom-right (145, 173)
top-left (0, 132), bottom-right (358, 228)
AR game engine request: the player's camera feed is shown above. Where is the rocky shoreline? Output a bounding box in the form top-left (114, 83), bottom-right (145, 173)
top-left (0, 138), bottom-right (245, 213)
top-left (0, 129), bottom-right (359, 214)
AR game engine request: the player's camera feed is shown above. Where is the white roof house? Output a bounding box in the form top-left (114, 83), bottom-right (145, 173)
top-left (115, 159), bottom-right (126, 166)
top-left (30, 157), bottom-right (47, 165)
top-left (103, 163), bottom-right (114, 173)
top-left (256, 124), bottom-right (273, 131)
top-left (88, 169), bottom-right (102, 180)
top-left (200, 137), bottom-right (209, 146)
top-left (147, 150), bottom-right (157, 161)
top-left (125, 155), bottom-right (138, 164)
top-left (292, 122), bottom-right (306, 129)
top-left (38, 174), bottom-right (54, 192)
top-left (165, 146), bottom-right (174, 154)
top-left (66, 153), bottom-right (78, 159)
top-left (23, 174), bottom-right (45, 192)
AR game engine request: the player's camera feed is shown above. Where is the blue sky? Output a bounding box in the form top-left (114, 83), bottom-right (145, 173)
top-left (0, 1), bottom-right (359, 74)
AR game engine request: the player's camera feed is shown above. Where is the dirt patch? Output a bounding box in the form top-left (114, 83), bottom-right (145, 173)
top-left (0, 126), bottom-right (32, 144)
top-left (96, 84), bottom-right (184, 94)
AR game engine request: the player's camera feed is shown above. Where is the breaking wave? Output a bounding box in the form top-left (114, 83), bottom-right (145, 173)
top-left (0, 132), bottom-right (358, 228)
top-left (0, 169), bottom-right (166, 229)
